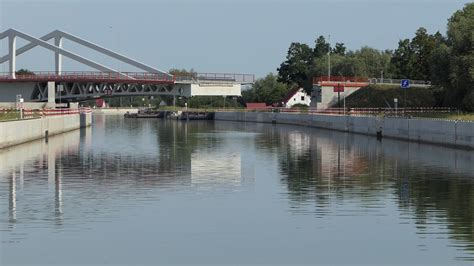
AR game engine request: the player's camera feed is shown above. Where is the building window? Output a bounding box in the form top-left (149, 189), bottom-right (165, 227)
top-left (301, 96), bottom-right (305, 101)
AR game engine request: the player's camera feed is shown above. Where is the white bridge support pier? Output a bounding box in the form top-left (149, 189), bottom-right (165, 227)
top-left (8, 34), bottom-right (16, 79)
top-left (55, 36), bottom-right (62, 75)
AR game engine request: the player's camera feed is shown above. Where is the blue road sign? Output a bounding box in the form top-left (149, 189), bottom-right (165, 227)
top-left (401, 79), bottom-right (410, 89)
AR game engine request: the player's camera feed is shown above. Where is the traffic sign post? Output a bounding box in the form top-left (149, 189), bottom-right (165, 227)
top-left (400, 79), bottom-right (410, 89)
top-left (400, 79), bottom-right (410, 109)
top-left (334, 83), bottom-right (345, 108)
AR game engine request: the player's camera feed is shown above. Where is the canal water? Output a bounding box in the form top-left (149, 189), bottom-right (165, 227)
top-left (1, 115), bottom-right (473, 265)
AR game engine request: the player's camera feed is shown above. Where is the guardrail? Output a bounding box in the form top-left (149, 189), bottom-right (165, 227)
top-left (314, 76), bottom-right (369, 83)
top-left (215, 107), bottom-right (456, 116)
top-left (0, 108), bottom-right (41, 120)
top-left (0, 107), bottom-right (91, 121)
top-left (313, 76), bottom-right (432, 87)
top-left (41, 107), bottom-right (92, 116)
top-left (368, 78), bottom-right (431, 86)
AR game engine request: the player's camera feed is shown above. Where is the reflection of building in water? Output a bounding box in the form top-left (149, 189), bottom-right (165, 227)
top-left (280, 131), bottom-right (368, 180)
top-left (287, 131), bottom-right (310, 156)
top-left (191, 152), bottom-right (242, 185)
top-left (315, 139), bottom-right (369, 179)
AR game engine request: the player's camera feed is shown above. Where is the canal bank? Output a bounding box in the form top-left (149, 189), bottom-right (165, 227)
top-left (0, 112), bottom-right (92, 149)
top-left (215, 112), bottom-right (474, 149)
top-left (92, 108), bottom-right (139, 115)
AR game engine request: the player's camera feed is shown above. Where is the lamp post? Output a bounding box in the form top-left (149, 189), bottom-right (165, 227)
top-left (327, 34), bottom-right (331, 80)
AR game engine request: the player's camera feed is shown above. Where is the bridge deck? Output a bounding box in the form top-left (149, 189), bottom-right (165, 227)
top-left (0, 72), bottom-right (255, 85)
top-left (0, 71), bottom-right (175, 84)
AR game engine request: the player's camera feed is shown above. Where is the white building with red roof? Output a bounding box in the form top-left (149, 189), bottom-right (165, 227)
top-left (282, 87), bottom-right (311, 108)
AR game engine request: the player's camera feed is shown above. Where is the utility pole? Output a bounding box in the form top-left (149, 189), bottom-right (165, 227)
top-left (337, 83), bottom-right (341, 108)
top-left (328, 34), bottom-right (331, 80)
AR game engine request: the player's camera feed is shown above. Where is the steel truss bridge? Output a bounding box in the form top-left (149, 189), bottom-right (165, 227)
top-left (0, 29), bottom-right (253, 102)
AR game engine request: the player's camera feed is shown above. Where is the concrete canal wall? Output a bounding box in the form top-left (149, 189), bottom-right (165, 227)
top-left (215, 112), bottom-right (474, 149)
top-left (0, 113), bottom-right (92, 149)
top-left (92, 108), bottom-right (139, 115)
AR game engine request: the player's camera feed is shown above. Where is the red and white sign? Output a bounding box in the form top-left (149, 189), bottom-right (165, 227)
top-left (333, 84), bottom-right (345, 93)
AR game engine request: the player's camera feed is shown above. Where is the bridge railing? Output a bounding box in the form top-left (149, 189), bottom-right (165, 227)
top-left (313, 76), bottom-right (432, 87)
top-left (0, 71), bottom-right (255, 84)
top-left (314, 76), bottom-right (369, 83)
top-left (175, 73), bottom-right (255, 84)
top-left (0, 71), bottom-right (175, 83)
top-left (368, 78), bottom-right (431, 86)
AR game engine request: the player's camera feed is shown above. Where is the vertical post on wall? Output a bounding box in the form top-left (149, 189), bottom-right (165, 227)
top-left (47, 82), bottom-right (56, 108)
top-left (8, 34), bottom-right (16, 79)
top-left (55, 36), bottom-right (63, 75)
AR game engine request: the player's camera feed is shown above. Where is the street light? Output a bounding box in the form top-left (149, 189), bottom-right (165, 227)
top-left (328, 34), bottom-right (331, 80)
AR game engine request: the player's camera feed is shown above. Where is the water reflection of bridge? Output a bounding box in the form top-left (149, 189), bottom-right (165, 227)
top-left (1, 118), bottom-right (256, 230)
top-left (2, 119), bottom-right (473, 260)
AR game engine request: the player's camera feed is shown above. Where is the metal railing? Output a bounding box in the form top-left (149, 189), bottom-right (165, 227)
top-left (0, 71), bottom-right (255, 84)
top-left (0, 71), bottom-right (175, 84)
top-left (216, 107), bottom-right (455, 116)
top-left (0, 108), bottom-right (41, 120)
top-left (368, 78), bottom-right (431, 87)
top-left (313, 76), bottom-right (432, 88)
top-left (175, 73), bottom-right (255, 84)
top-left (314, 76), bottom-right (369, 83)
top-left (0, 107), bottom-right (91, 121)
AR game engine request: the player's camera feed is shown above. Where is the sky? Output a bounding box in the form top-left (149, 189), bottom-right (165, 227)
top-left (0, 0), bottom-right (471, 78)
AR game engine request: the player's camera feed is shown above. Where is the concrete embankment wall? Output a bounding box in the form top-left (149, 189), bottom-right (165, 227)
top-left (215, 112), bottom-right (474, 149)
top-left (92, 108), bottom-right (139, 115)
top-left (0, 113), bottom-right (92, 149)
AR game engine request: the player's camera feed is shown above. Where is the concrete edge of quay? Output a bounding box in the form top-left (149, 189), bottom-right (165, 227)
top-left (92, 108), bottom-right (139, 115)
top-left (0, 113), bottom-right (92, 149)
top-left (214, 111), bottom-right (474, 150)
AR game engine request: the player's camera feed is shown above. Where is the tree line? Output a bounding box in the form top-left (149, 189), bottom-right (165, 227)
top-left (244, 3), bottom-right (473, 110)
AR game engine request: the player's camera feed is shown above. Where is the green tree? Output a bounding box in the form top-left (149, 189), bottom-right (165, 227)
top-left (313, 35), bottom-right (331, 58)
top-left (391, 39), bottom-right (413, 79)
top-left (429, 43), bottom-right (451, 86)
top-left (277, 42), bottom-right (313, 86)
top-left (409, 27), bottom-right (438, 80)
top-left (15, 69), bottom-right (35, 75)
top-left (446, 3), bottom-right (474, 110)
top-left (333, 42), bottom-right (347, 55)
top-left (243, 73), bottom-right (290, 105)
top-left (169, 68), bottom-right (196, 75)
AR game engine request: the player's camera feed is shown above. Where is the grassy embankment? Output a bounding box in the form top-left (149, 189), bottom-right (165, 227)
top-left (0, 111), bottom-right (20, 121)
top-left (344, 85), bottom-right (474, 121)
top-left (344, 84), bottom-right (437, 108)
top-left (0, 111), bottom-right (42, 121)
top-left (413, 112), bottom-right (474, 121)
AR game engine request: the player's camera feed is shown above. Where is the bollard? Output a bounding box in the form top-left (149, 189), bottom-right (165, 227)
top-left (376, 129), bottom-right (383, 140)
